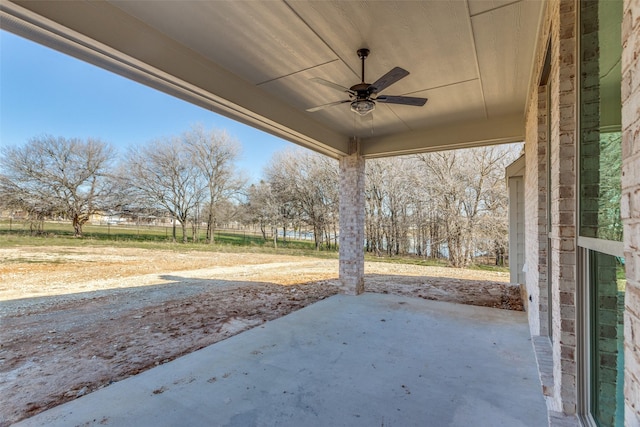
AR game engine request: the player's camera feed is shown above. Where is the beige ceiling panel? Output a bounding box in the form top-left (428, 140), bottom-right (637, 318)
top-left (328, 104), bottom-right (410, 140)
top-left (4, 0), bottom-right (543, 156)
top-left (362, 113), bottom-right (524, 158)
top-left (110, 1), bottom-right (338, 84)
top-left (468, 0), bottom-right (520, 17)
top-left (258, 61), bottom-right (360, 135)
top-left (471, 0), bottom-right (542, 118)
top-left (259, 61), bottom-right (357, 110)
top-left (288, 1), bottom-right (479, 95)
top-left (385, 79), bottom-right (486, 130)
top-left (358, 104), bottom-right (412, 138)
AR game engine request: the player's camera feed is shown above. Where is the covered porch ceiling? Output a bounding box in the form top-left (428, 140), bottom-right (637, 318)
top-left (1, 0), bottom-right (545, 159)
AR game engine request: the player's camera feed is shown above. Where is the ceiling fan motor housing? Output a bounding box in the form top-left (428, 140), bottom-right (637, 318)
top-left (350, 83), bottom-right (376, 99)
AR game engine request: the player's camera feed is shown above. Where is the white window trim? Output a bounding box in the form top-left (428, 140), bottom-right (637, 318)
top-left (577, 236), bottom-right (624, 258)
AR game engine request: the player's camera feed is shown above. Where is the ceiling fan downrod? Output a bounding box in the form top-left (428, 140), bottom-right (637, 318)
top-left (357, 48), bottom-right (370, 83)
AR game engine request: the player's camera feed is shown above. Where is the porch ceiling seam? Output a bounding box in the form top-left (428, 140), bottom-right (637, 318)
top-left (465, 0), bottom-right (489, 120)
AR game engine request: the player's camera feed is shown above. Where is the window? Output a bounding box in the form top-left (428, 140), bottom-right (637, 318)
top-left (579, 0), bottom-right (623, 242)
top-left (579, 1), bottom-right (624, 426)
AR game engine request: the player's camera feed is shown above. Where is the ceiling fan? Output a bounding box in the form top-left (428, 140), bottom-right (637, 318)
top-left (306, 48), bottom-right (427, 116)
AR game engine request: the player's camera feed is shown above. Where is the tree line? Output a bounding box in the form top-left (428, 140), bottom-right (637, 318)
top-left (0, 126), bottom-right (521, 267)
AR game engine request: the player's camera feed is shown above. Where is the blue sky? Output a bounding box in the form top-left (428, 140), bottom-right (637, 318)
top-left (0, 30), bottom-right (296, 182)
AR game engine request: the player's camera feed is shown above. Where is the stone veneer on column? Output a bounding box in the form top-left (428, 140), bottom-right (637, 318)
top-left (338, 150), bottom-right (365, 296)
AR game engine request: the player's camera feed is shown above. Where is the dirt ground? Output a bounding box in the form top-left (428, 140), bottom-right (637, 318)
top-left (0, 246), bottom-right (518, 426)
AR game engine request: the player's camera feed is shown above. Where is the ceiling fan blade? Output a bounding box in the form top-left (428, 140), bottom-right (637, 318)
top-left (370, 67), bottom-right (409, 93)
top-left (306, 99), bottom-right (350, 112)
top-left (376, 95), bottom-right (427, 107)
top-left (310, 77), bottom-right (353, 94)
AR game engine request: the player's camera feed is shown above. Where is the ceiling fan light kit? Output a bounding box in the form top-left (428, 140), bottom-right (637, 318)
top-left (350, 99), bottom-right (376, 116)
top-left (307, 48), bottom-right (427, 116)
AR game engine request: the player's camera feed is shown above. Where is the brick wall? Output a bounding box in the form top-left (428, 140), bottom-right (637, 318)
top-left (338, 151), bottom-right (365, 295)
top-left (622, 0), bottom-right (640, 424)
top-left (551, 0), bottom-right (578, 415)
top-left (524, 0), bottom-right (578, 416)
top-left (522, 0), bottom-right (640, 423)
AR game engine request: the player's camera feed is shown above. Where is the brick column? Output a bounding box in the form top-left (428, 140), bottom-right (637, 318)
top-left (339, 140), bottom-right (365, 295)
top-left (537, 85), bottom-right (551, 338)
top-left (621, 0), bottom-right (640, 423)
top-left (524, 84), bottom-right (550, 336)
top-left (549, 0), bottom-right (578, 415)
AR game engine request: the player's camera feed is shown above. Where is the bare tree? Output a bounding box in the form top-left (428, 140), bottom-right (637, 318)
top-left (365, 159), bottom-right (386, 255)
top-left (362, 145), bottom-right (519, 265)
top-left (264, 149), bottom-right (339, 250)
top-left (0, 135), bottom-right (115, 236)
top-left (245, 181), bottom-right (280, 242)
top-left (123, 136), bottom-right (206, 243)
top-left (240, 143), bottom-right (518, 262)
top-left (416, 145), bottom-right (519, 267)
top-left (365, 157), bottom-right (423, 257)
top-left (182, 125), bottom-right (245, 243)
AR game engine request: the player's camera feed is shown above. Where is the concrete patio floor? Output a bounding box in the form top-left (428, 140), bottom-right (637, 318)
top-left (16, 293), bottom-right (548, 427)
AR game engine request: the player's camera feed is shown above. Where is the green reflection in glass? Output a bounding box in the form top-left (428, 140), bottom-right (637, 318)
top-left (590, 251), bottom-right (625, 427)
top-left (579, 0), bottom-right (622, 242)
top-left (597, 132), bottom-right (622, 241)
